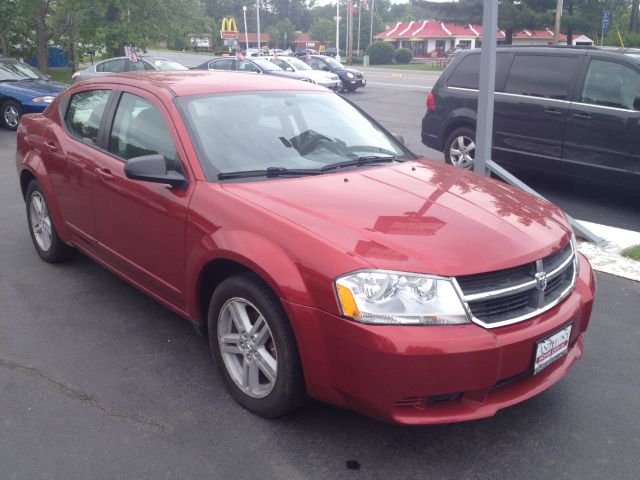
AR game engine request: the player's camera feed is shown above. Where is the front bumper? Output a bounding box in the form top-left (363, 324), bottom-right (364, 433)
top-left (284, 254), bottom-right (595, 424)
top-left (341, 77), bottom-right (366, 89)
top-left (318, 80), bottom-right (342, 91)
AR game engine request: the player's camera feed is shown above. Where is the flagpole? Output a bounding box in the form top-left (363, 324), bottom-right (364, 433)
top-left (335, 1), bottom-right (341, 61)
top-left (369, 0), bottom-right (375, 46)
top-left (357, 3), bottom-right (361, 55)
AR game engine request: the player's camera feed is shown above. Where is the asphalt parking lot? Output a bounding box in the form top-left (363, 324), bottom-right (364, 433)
top-left (1, 79), bottom-right (640, 479)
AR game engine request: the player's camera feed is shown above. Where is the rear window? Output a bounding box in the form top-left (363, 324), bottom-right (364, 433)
top-left (447, 53), bottom-right (507, 89)
top-left (504, 55), bottom-right (578, 100)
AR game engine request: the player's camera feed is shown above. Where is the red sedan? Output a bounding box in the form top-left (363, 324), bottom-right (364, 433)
top-left (15, 71), bottom-right (596, 424)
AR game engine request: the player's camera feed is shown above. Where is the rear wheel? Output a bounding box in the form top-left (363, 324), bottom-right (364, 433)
top-left (208, 272), bottom-right (307, 417)
top-left (1, 100), bottom-right (22, 130)
top-left (26, 180), bottom-right (76, 263)
top-left (444, 126), bottom-right (476, 170)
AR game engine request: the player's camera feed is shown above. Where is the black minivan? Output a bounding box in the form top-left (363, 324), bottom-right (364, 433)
top-left (421, 46), bottom-right (640, 190)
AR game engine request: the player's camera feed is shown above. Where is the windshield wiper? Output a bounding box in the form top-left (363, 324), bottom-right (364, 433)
top-left (321, 155), bottom-right (397, 172)
top-left (218, 166), bottom-right (324, 180)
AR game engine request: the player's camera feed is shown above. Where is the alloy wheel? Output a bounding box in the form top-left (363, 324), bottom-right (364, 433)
top-left (217, 297), bottom-right (278, 399)
top-left (3, 105), bottom-right (20, 128)
top-left (449, 135), bottom-right (475, 169)
top-left (29, 191), bottom-right (52, 252)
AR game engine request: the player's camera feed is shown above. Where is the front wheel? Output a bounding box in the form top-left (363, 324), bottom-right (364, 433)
top-left (208, 272), bottom-right (307, 417)
top-left (1, 100), bottom-right (22, 130)
top-left (444, 127), bottom-right (476, 170)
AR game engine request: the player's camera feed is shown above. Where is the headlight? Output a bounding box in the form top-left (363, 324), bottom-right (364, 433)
top-left (335, 270), bottom-right (470, 325)
top-left (346, 72), bottom-right (354, 79)
top-left (32, 96), bottom-right (54, 104)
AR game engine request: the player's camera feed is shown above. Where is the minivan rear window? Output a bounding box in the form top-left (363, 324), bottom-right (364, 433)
top-left (504, 55), bottom-right (578, 100)
top-left (447, 53), bottom-right (507, 90)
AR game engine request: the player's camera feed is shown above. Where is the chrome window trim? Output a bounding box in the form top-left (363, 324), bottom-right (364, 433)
top-left (452, 242), bottom-right (577, 330)
top-left (447, 87), bottom-right (572, 104)
top-left (570, 101), bottom-right (638, 113)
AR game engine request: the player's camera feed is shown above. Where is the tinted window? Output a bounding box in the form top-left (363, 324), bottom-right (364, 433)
top-left (505, 55), bottom-right (578, 100)
top-left (64, 90), bottom-right (111, 145)
top-left (581, 59), bottom-right (640, 110)
top-left (100, 59), bottom-right (127, 73)
top-left (210, 59), bottom-right (234, 70)
top-left (108, 93), bottom-right (178, 168)
top-left (237, 60), bottom-right (260, 72)
top-left (447, 52), bottom-right (508, 89)
top-left (306, 58), bottom-right (325, 70)
top-left (128, 60), bottom-right (146, 71)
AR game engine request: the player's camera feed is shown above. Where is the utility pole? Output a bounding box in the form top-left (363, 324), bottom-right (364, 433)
top-left (335, 1), bottom-right (341, 61)
top-left (242, 6), bottom-right (249, 51)
top-left (553, 0), bottom-right (564, 44)
top-left (369, 0), bottom-right (375, 47)
top-left (357, 3), bottom-right (361, 55)
top-left (256, 0), bottom-right (261, 52)
top-left (347, 0), bottom-right (353, 64)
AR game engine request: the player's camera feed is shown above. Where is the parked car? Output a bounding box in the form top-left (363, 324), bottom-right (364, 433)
top-left (294, 49), bottom-right (318, 58)
top-left (302, 55), bottom-right (366, 92)
top-left (0, 57), bottom-right (67, 130)
top-left (422, 46), bottom-right (640, 190)
top-left (16, 70), bottom-right (595, 424)
top-left (445, 46), bottom-right (466, 58)
top-left (72, 56), bottom-right (188, 83)
top-left (193, 56), bottom-right (311, 83)
top-left (269, 56), bottom-right (341, 90)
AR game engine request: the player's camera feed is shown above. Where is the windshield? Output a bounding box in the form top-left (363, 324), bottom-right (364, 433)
top-left (0, 60), bottom-right (44, 81)
top-left (323, 57), bottom-right (345, 69)
top-left (287, 58), bottom-right (311, 70)
top-left (253, 58), bottom-right (282, 71)
top-left (177, 91), bottom-right (411, 180)
top-left (149, 59), bottom-right (188, 71)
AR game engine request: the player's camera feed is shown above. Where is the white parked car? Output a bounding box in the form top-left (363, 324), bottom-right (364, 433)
top-left (269, 56), bottom-right (341, 91)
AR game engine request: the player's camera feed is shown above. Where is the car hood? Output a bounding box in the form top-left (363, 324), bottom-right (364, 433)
top-left (222, 160), bottom-right (571, 276)
top-left (0, 79), bottom-right (67, 96)
top-left (303, 70), bottom-right (339, 82)
top-left (334, 67), bottom-right (361, 75)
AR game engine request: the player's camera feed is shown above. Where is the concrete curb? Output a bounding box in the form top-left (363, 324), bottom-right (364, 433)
top-left (577, 220), bottom-right (640, 282)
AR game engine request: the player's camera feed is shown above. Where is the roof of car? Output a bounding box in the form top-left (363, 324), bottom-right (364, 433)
top-left (77, 70), bottom-right (326, 97)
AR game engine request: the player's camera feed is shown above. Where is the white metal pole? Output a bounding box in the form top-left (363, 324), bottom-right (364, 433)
top-left (369, 0), bottom-right (375, 46)
top-left (242, 6), bottom-right (249, 51)
top-left (256, 0), bottom-right (261, 52)
top-left (336, 1), bottom-right (341, 61)
top-left (357, 3), bottom-right (361, 55)
top-left (474, 0), bottom-right (498, 176)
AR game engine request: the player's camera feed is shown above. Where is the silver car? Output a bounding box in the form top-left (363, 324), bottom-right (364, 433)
top-left (72, 56), bottom-right (188, 83)
top-left (269, 56), bottom-right (341, 91)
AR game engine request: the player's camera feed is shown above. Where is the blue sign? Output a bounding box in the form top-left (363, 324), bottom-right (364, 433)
top-left (602, 21), bottom-right (609, 30)
top-left (602, 11), bottom-right (609, 21)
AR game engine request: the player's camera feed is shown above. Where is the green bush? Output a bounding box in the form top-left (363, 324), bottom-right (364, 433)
top-left (394, 47), bottom-right (413, 64)
top-left (365, 41), bottom-right (395, 64)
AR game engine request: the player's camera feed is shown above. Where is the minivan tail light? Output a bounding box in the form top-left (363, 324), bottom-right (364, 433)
top-left (426, 91), bottom-right (436, 111)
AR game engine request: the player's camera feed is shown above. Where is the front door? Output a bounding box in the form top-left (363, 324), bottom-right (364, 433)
top-left (91, 89), bottom-right (192, 307)
top-left (563, 56), bottom-right (640, 189)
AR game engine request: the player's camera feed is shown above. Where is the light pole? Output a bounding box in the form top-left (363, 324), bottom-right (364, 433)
top-left (369, 0), bottom-right (375, 47)
top-left (357, 3), bottom-right (361, 56)
top-left (242, 6), bottom-right (249, 51)
top-left (335, 1), bottom-right (341, 61)
top-left (256, 0), bottom-right (261, 53)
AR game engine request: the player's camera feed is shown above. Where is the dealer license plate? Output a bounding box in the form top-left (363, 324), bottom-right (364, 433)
top-left (533, 324), bottom-right (572, 375)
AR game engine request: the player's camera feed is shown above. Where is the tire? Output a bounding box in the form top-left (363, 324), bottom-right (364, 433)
top-left (1, 100), bottom-right (23, 130)
top-left (444, 126), bottom-right (476, 170)
top-left (208, 272), bottom-right (307, 417)
top-left (25, 180), bottom-right (76, 263)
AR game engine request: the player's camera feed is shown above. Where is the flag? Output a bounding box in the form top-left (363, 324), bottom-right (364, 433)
top-left (129, 50), bottom-right (138, 63)
top-left (236, 50), bottom-right (245, 60)
top-left (362, 0), bottom-right (369, 10)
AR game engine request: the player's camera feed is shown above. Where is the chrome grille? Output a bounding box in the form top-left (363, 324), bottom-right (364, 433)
top-left (455, 241), bottom-right (577, 328)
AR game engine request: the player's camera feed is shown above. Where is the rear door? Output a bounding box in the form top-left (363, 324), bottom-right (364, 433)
top-left (492, 53), bottom-right (582, 172)
top-left (562, 55), bottom-right (640, 188)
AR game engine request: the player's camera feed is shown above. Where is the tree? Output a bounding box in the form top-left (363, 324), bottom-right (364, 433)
top-left (310, 18), bottom-right (335, 44)
top-left (266, 19), bottom-right (297, 49)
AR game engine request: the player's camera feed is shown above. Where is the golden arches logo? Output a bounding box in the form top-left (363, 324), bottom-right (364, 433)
top-left (221, 18), bottom-right (238, 33)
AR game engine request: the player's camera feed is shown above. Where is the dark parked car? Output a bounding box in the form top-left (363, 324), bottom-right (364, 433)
top-left (72, 56), bottom-right (188, 83)
top-left (15, 70), bottom-right (595, 424)
top-left (193, 57), bottom-right (311, 83)
top-left (422, 46), bottom-right (640, 190)
top-left (302, 55), bottom-right (366, 92)
top-left (0, 57), bottom-right (67, 130)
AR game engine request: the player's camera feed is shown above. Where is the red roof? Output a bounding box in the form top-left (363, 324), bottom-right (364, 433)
top-left (375, 22), bottom-right (567, 41)
top-left (243, 33), bottom-right (271, 42)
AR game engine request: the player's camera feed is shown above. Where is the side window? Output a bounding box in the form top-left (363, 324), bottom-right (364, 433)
top-left (447, 53), bottom-right (508, 89)
top-left (210, 59), bottom-right (234, 70)
top-left (504, 55), bottom-right (578, 100)
top-left (581, 59), bottom-right (640, 110)
top-left (108, 93), bottom-right (179, 169)
top-left (307, 59), bottom-right (322, 70)
top-left (64, 89), bottom-right (111, 145)
top-left (237, 60), bottom-right (259, 72)
top-left (272, 59), bottom-right (288, 70)
top-left (101, 59), bottom-right (127, 73)
top-left (142, 60), bottom-right (157, 71)
top-left (128, 60), bottom-right (146, 71)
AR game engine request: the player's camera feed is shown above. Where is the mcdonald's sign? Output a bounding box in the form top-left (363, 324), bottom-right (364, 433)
top-left (220, 18), bottom-right (239, 40)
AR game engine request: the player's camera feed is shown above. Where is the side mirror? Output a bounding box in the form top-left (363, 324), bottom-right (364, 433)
top-left (124, 154), bottom-right (186, 188)
top-left (393, 134), bottom-right (405, 145)
top-left (634, 95), bottom-right (640, 110)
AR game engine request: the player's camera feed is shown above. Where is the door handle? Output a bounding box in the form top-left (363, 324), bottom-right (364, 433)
top-left (545, 108), bottom-right (564, 116)
top-left (44, 141), bottom-right (58, 152)
top-left (95, 168), bottom-right (114, 181)
top-left (572, 112), bottom-right (592, 120)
